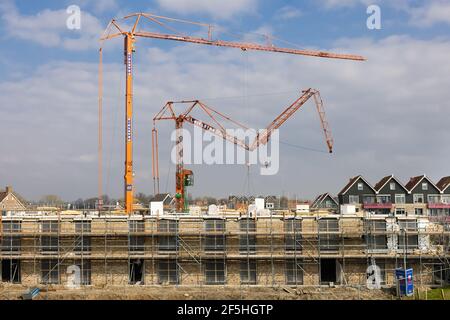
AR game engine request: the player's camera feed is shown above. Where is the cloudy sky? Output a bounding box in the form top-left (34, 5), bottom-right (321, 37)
top-left (0, 0), bottom-right (449, 202)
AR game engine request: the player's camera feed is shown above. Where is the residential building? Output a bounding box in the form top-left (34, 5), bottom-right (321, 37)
top-left (338, 175), bottom-right (450, 217)
top-left (0, 186), bottom-right (26, 212)
top-left (338, 175), bottom-right (377, 213)
top-left (432, 176), bottom-right (450, 218)
top-left (311, 193), bottom-right (338, 212)
top-left (405, 175), bottom-right (441, 216)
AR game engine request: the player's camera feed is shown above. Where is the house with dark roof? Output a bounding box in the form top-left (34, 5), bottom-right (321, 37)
top-left (149, 193), bottom-right (174, 210)
top-left (338, 175), bottom-right (377, 213)
top-left (429, 176), bottom-right (450, 216)
top-left (338, 174), bottom-right (450, 217)
top-left (437, 176), bottom-right (450, 194)
top-left (0, 186), bottom-right (27, 212)
top-left (404, 175), bottom-right (441, 216)
top-left (264, 195), bottom-right (277, 209)
top-left (311, 193), bottom-right (338, 212)
top-left (374, 174), bottom-right (449, 216)
top-left (373, 175), bottom-right (409, 215)
top-left (227, 195), bottom-right (250, 210)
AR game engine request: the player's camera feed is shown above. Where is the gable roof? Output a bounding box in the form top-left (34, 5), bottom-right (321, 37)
top-left (311, 193), bottom-right (338, 208)
top-left (338, 175), bottom-right (376, 195)
top-left (264, 195), bottom-right (277, 201)
top-left (405, 175), bottom-right (424, 192)
top-left (0, 189), bottom-right (27, 210)
top-left (437, 176), bottom-right (450, 192)
top-left (374, 175), bottom-right (409, 193)
top-left (405, 175), bottom-right (440, 193)
top-left (311, 193), bottom-right (326, 207)
top-left (150, 193), bottom-right (173, 205)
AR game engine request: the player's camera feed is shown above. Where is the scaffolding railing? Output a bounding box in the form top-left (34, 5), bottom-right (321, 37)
top-left (0, 211), bottom-right (449, 288)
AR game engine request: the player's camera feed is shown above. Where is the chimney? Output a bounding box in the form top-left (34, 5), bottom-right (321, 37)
top-left (5, 186), bottom-right (12, 194)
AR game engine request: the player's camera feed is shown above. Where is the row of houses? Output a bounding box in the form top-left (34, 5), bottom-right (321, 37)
top-left (312, 174), bottom-right (450, 217)
top-left (2, 174), bottom-right (450, 217)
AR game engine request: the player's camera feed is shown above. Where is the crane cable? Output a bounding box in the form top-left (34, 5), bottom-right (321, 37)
top-left (105, 64), bottom-right (121, 201)
top-left (98, 47), bottom-right (103, 209)
top-left (99, 44), bottom-right (122, 205)
top-left (241, 50), bottom-right (255, 196)
top-left (164, 140), bottom-right (174, 194)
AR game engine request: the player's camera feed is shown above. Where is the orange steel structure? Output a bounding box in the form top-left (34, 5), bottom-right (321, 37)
top-left (99, 13), bottom-right (365, 214)
top-left (152, 88), bottom-right (333, 212)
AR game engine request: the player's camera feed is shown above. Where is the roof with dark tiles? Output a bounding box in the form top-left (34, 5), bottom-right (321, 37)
top-left (437, 176), bottom-right (450, 192)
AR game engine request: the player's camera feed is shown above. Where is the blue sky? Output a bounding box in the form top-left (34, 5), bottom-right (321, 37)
top-left (0, 0), bottom-right (450, 201)
top-left (2, 0), bottom-right (448, 76)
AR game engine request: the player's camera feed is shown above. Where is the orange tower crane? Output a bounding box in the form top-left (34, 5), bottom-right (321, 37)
top-left (152, 88), bottom-right (333, 212)
top-left (99, 13), bottom-right (365, 214)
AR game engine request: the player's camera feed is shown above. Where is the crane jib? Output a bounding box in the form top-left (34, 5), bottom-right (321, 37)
top-left (100, 13), bottom-right (363, 214)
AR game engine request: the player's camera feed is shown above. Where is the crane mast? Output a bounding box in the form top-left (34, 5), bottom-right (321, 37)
top-left (99, 13), bottom-right (365, 214)
top-left (124, 34), bottom-right (135, 211)
top-left (152, 89), bottom-right (333, 212)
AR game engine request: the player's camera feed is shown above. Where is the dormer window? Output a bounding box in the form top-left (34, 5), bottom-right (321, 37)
top-left (390, 182), bottom-right (396, 190)
top-left (357, 183), bottom-right (363, 191)
top-left (422, 182), bottom-right (428, 190)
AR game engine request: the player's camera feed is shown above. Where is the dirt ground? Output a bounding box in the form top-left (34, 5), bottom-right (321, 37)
top-left (0, 284), bottom-right (396, 300)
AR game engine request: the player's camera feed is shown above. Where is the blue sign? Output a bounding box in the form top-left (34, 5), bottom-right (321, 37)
top-left (395, 268), bottom-right (414, 296)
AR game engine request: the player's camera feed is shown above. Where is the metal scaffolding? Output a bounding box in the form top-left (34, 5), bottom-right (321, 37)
top-left (0, 210), bottom-right (449, 294)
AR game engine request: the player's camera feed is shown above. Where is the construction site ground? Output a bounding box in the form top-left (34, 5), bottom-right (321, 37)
top-left (0, 284), bottom-right (401, 300)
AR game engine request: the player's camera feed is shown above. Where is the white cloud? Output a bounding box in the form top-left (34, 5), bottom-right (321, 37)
top-left (318, 0), bottom-right (371, 9)
top-left (409, 1), bottom-right (450, 26)
top-left (77, 0), bottom-right (119, 13)
top-left (317, 0), bottom-right (450, 27)
top-left (0, 2), bottom-right (103, 50)
top-left (1, 31), bottom-right (450, 200)
top-left (317, 0), bottom-right (413, 10)
top-left (274, 6), bottom-right (302, 20)
top-left (92, 0), bottom-right (118, 13)
top-left (155, 0), bottom-right (258, 20)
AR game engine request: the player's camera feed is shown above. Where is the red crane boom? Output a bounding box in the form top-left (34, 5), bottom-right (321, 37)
top-left (99, 13), bottom-right (365, 214)
top-left (152, 88), bottom-right (333, 212)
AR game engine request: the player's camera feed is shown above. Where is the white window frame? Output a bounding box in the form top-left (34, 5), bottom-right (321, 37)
top-left (390, 182), bottom-right (396, 191)
top-left (349, 195), bottom-right (359, 204)
top-left (413, 194), bottom-right (424, 204)
top-left (357, 183), bottom-right (363, 191)
top-left (395, 194), bottom-right (406, 204)
top-left (422, 182), bottom-right (428, 190)
top-left (377, 195), bottom-right (391, 204)
top-left (427, 194), bottom-right (441, 204)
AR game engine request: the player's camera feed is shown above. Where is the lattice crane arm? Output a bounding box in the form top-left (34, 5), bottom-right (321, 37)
top-left (250, 88), bottom-right (333, 153)
top-left (101, 13), bottom-right (366, 61)
top-left (151, 89), bottom-right (334, 210)
top-left (99, 12), bottom-right (364, 214)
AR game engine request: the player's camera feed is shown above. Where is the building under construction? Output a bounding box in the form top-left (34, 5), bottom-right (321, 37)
top-left (1, 13), bottom-right (448, 294)
top-left (1, 207), bottom-right (449, 288)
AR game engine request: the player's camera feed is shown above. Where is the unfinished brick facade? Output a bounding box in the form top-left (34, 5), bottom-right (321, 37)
top-left (0, 212), bottom-right (449, 288)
